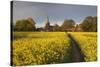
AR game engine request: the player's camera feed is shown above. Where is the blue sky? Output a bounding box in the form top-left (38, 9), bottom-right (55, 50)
top-left (13, 1), bottom-right (97, 27)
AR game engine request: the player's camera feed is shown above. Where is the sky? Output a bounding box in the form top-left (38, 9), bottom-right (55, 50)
top-left (13, 1), bottom-right (97, 28)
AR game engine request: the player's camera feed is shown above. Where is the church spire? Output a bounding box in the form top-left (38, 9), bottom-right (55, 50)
top-left (46, 16), bottom-right (49, 23)
top-left (44, 16), bottom-right (50, 31)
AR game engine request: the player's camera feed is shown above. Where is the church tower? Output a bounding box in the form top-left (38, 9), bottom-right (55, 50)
top-left (44, 16), bottom-right (50, 31)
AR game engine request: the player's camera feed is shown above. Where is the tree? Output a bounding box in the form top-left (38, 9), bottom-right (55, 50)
top-left (80, 16), bottom-right (97, 32)
top-left (92, 16), bottom-right (97, 32)
top-left (61, 19), bottom-right (75, 31)
top-left (14, 18), bottom-right (36, 31)
top-left (27, 17), bottom-right (36, 31)
top-left (53, 24), bottom-right (60, 31)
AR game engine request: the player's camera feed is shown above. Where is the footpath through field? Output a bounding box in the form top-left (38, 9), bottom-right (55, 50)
top-left (67, 34), bottom-right (84, 62)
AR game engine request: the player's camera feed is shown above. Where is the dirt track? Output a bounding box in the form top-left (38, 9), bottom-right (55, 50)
top-left (68, 34), bottom-right (84, 62)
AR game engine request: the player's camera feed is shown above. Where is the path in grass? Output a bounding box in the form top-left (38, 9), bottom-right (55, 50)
top-left (67, 34), bottom-right (84, 62)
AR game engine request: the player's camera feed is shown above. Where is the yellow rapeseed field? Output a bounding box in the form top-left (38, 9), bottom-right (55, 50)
top-left (68, 32), bottom-right (97, 62)
top-left (12, 32), bottom-right (71, 66)
top-left (12, 32), bottom-right (97, 66)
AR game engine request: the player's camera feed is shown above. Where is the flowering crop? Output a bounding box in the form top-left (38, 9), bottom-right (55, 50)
top-left (68, 32), bottom-right (97, 62)
top-left (12, 32), bottom-right (71, 66)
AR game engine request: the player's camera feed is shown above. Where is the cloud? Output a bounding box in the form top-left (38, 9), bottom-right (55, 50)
top-left (13, 1), bottom-right (97, 28)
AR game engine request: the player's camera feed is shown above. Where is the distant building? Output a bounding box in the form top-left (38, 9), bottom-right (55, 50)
top-left (73, 24), bottom-right (83, 32)
top-left (36, 27), bottom-right (44, 32)
top-left (37, 17), bottom-right (82, 32)
top-left (44, 16), bottom-right (54, 32)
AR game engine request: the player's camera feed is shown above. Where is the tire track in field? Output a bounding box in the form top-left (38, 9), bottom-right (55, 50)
top-left (67, 34), bottom-right (85, 62)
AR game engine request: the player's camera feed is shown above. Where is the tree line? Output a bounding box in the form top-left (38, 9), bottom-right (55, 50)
top-left (13, 16), bottom-right (97, 32)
